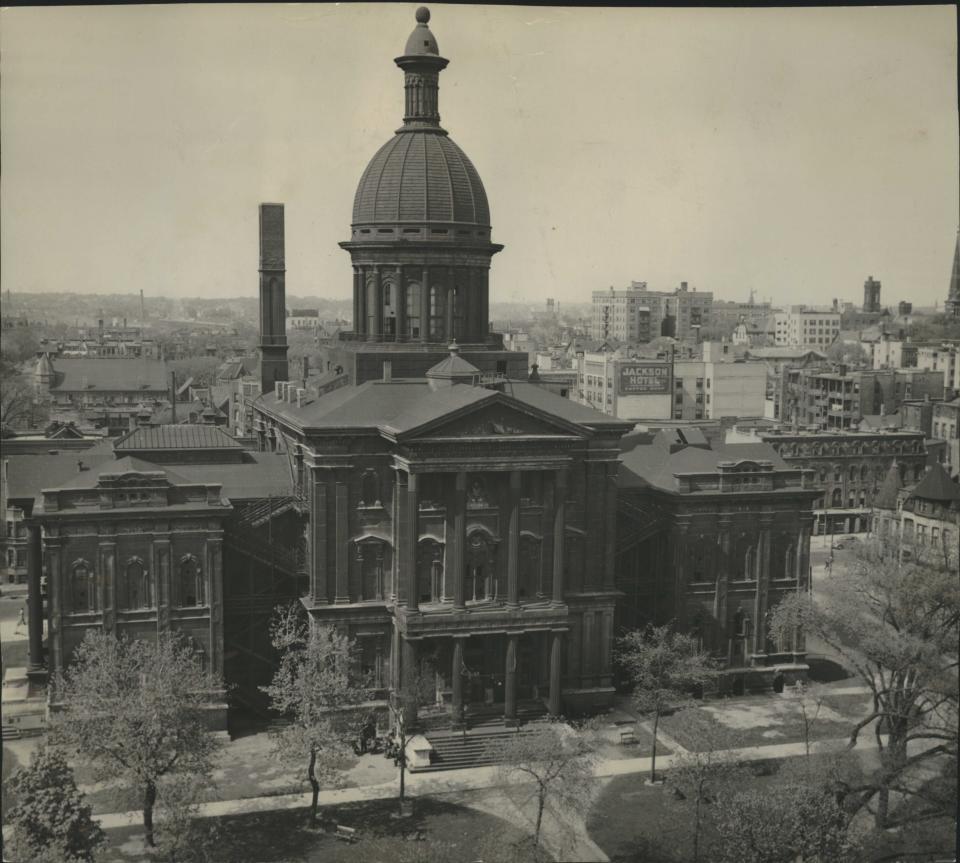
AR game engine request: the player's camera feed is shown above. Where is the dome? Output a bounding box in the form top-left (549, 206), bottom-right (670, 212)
top-left (351, 130), bottom-right (490, 228)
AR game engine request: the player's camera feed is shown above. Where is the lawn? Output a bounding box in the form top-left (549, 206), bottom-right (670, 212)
top-left (587, 754), bottom-right (957, 863)
top-left (657, 689), bottom-right (870, 753)
top-left (97, 795), bottom-right (543, 863)
top-left (595, 721), bottom-right (671, 761)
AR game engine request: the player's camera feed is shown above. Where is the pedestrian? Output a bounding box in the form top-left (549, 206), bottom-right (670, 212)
top-left (16, 607), bottom-right (26, 628)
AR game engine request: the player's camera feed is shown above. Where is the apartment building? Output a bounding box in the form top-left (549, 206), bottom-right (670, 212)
top-left (774, 307), bottom-right (841, 349)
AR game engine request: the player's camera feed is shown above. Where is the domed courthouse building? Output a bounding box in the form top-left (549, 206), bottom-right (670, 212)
top-left (253, 8), bottom-right (816, 725)
top-left (254, 9), bottom-right (635, 722)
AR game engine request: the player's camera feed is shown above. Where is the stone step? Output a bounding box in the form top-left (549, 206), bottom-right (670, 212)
top-left (413, 726), bottom-right (542, 773)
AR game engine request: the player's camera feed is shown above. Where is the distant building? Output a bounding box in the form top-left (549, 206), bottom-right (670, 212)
top-left (898, 301), bottom-right (913, 317)
top-left (573, 348), bottom-right (766, 422)
top-left (288, 309), bottom-right (320, 330)
top-left (774, 307), bottom-right (841, 349)
top-left (932, 397), bottom-right (960, 478)
top-left (733, 425), bottom-right (929, 535)
top-left (871, 333), bottom-right (917, 370)
top-left (590, 281), bottom-right (711, 344)
top-left (779, 366), bottom-right (945, 430)
top-left (915, 342), bottom-right (959, 394)
top-left (946, 231), bottom-right (960, 317)
top-left (863, 276), bottom-right (882, 313)
top-left (873, 462), bottom-right (959, 565)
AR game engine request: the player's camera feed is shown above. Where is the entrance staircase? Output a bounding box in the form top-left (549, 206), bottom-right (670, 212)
top-left (412, 700), bottom-right (549, 773)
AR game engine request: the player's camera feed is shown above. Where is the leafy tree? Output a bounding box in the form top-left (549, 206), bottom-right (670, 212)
top-left (666, 710), bottom-right (738, 863)
top-left (826, 340), bottom-right (869, 366)
top-left (0, 367), bottom-right (43, 430)
top-left (769, 535), bottom-right (959, 828)
top-left (489, 721), bottom-right (599, 853)
top-left (712, 781), bottom-right (858, 863)
top-left (51, 630), bottom-right (224, 847)
top-left (260, 604), bottom-right (370, 826)
top-left (5, 746), bottom-right (105, 863)
top-left (152, 772), bottom-right (222, 863)
top-left (386, 658), bottom-right (437, 811)
top-left (616, 623), bottom-right (718, 782)
top-left (789, 680), bottom-right (827, 760)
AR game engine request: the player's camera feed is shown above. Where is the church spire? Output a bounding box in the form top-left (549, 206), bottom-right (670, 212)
top-left (946, 229), bottom-right (960, 317)
top-left (395, 7), bottom-right (449, 131)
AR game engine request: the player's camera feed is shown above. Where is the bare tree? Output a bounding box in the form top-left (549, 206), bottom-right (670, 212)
top-left (51, 631), bottom-right (223, 848)
top-left (261, 604), bottom-right (370, 827)
top-left (667, 709), bottom-right (739, 863)
top-left (489, 721), bottom-right (599, 854)
top-left (616, 623), bottom-right (718, 782)
top-left (769, 535), bottom-right (959, 828)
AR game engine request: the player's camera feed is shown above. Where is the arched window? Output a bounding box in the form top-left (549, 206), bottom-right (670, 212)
top-left (360, 471), bottom-right (381, 507)
top-left (467, 532), bottom-right (496, 601)
top-left (358, 541), bottom-right (386, 602)
top-left (121, 557), bottom-right (152, 610)
top-left (743, 546), bottom-right (755, 581)
top-left (833, 464), bottom-right (841, 482)
top-left (849, 465), bottom-right (857, 482)
top-left (784, 544), bottom-right (796, 579)
top-left (860, 465), bottom-right (869, 481)
top-left (416, 539), bottom-right (443, 604)
top-left (832, 488), bottom-right (843, 507)
top-left (406, 283), bottom-right (421, 338)
top-left (178, 555), bottom-right (205, 607)
top-left (519, 535), bottom-right (540, 599)
top-left (913, 465), bottom-right (923, 482)
top-left (818, 468), bottom-right (827, 483)
top-left (71, 560), bottom-right (97, 613)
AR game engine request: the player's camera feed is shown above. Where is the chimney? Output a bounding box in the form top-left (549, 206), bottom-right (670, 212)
top-left (301, 355), bottom-right (309, 389)
top-left (296, 388), bottom-right (305, 408)
top-left (275, 380), bottom-right (283, 401)
top-left (123, 317), bottom-right (127, 329)
top-left (258, 203), bottom-right (289, 394)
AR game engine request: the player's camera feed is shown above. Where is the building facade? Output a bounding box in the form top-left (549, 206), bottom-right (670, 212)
top-left (863, 276), bottom-right (882, 313)
top-left (774, 307), bottom-right (841, 349)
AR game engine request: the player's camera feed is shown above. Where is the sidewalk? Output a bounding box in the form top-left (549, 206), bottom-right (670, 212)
top-left (3, 733), bottom-right (876, 838)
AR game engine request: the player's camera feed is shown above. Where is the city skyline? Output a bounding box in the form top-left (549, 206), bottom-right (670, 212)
top-left (1, 4), bottom-right (957, 308)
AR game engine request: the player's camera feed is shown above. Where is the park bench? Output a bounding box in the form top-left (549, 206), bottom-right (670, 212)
top-left (333, 824), bottom-right (358, 843)
top-left (619, 728), bottom-right (637, 746)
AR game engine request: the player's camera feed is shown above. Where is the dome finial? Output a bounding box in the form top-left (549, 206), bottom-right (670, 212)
top-left (416, 7), bottom-right (430, 24)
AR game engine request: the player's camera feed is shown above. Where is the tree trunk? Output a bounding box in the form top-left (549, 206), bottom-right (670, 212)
top-left (307, 748), bottom-right (321, 826)
top-left (650, 711), bottom-right (660, 782)
top-left (534, 790), bottom-right (545, 847)
top-left (144, 780), bottom-right (158, 847)
top-left (875, 784), bottom-right (889, 829)
top-left (693, 781), bottom-right (703, 863)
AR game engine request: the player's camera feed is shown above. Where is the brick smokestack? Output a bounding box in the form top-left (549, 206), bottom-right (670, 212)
top-left (258, 203), bottom-right (289, 394)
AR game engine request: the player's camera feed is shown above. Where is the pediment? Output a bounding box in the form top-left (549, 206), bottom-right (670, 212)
top-left (408, 399), bottom-right (583, 440)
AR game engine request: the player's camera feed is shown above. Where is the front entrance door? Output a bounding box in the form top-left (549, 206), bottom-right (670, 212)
top-left (464, 637), bottom-right (506, 704)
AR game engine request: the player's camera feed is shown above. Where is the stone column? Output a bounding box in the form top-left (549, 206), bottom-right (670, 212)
top-left (451, 636), bottom-right (466, 728)
top-left (405, 472), bottom-right (420, 611)
top-left (552, 469), bottom-right (567, 605)
top-left (396, 266), bottom-right (407, 342)
top-left (352, 267), bottom-right (361, 336)
top-left (603, 461), bottom-right (618, 589)
top-left (445, 284), bottom-right (455, 343)
top-left (420, 266), bottom-right (430, 342)
top-left (548, 630), bottom-right (563, 716)
top-left (369, 267), bottom-right (382, 342)
top-left (99, 540), bottom-right (116, 633)
top-left (400, 637), bottom-right (419, 729)
top-left (752, 521), bottom-right (772, 659)
top-left (504, 633), bottom-right (519, 726)
top-left (46, 541), bottom-right (63, 675)
top-left (452, 471), bottom-right (467, 610)
top-left (310, 471), bottom-right (329, 605)
top-left (506, 471), bottom-right (521, 608)
top-left (26, 524), bottom-right (44, 674)
top-left (714, 521), bottom-right (731, 649)
top-left (154, 537), bottom-right (171, 634)
top-left (540, 477), bottom-right (555, 598)
top-left (479, 270), bottom-right (490, 342)
top-left (357, 267), bottom-right (367, 337)
top-left (207, 536), bottom-right (224, 676)
top-left (335, 477), bottom-right (350, 603)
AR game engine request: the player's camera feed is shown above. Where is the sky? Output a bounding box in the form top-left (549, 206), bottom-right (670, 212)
top-left (1, 3), bottom-right (957, 309)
